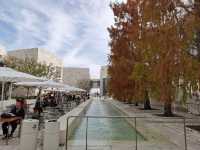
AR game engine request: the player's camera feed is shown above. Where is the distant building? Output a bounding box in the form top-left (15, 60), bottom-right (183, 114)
top-left (100, 66), bottom-right (109, 96)
top-left (0, 48), bottom-right (6, 66)
top-left (62, 67), bottom-right (90, 89)
top-left (0, 48), bottom-right (7, 57)
top-left (8, 48), bottom-right (63, 81)
top-left (90, 79), bottom-right (100, 89)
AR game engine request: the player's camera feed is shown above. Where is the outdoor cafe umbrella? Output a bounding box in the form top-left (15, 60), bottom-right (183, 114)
top-left (69, 87), bottom-right (86, 92)
top-left (0, 67), bottom-right (43, 109)
top-left (15, 80), bottom-right (86, 97)
top-left (15, 80), bottom-right (67, 98)
top-left (62, 85), bottom-right (78, 92)
top-left (58, 85), bottom-right (86, 93)
top-left (15, 80), bottom-right (74, 105)
top-left (0, 67), bottom-right (42, 82)
top-left (15, 80), bottom-right (66, 89)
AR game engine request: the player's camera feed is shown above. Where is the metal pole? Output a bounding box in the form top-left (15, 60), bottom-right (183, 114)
top-left (9, 83), bottom-right (12, 100)
top-left (1, 82), bottom-right (4, 101)
top-left (183, 118), bottom-right (187, 150)
top-left (66, 117), bottom-right (69, 150)
top-left (1, 82), bottom-right (5, 110)
top-left (27, 87), bottom-right (30, 99)
top-left (86, 117), bottom-right (88, 150)
top-left (135, 117), bottom-right (138, 150)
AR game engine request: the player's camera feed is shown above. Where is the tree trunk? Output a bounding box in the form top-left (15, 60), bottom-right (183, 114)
top-left (143, 90), bottom-right (151, 110)
top-left (164, 102), bottom-right (173, 117)
top-left (128, 99), bottom-right (132, 104)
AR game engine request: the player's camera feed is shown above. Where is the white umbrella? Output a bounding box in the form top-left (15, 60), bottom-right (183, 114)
top-left (63, 85), bottom-right (77, 92)
top-left (0, 67), bottom-right (43, 109)
top-left (15, 80), bottom-right (66, 89)
top-left (62, 85), bottom-right (86, 92)
top-left (15, 80), bottom-right (75, 105)
top-left (0, 67), bottom-right (42, 82)
top-left (73, 87), bottom-right (86, 92)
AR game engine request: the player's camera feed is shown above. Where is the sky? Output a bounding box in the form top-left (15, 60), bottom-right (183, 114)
top-left (0, 0), bottom-right (125, 78)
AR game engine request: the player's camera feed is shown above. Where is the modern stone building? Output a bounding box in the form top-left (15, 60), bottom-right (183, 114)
top-left (91, 79), bottom-right (100, 89)
top-left (100, 65), bottom-right (109, 96)
top-left (8, 48), bottom-right (63, 81)
top-left (62, 67), bottom-right (90, 88)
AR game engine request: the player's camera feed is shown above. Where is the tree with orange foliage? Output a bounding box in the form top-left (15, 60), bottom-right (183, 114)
top-left (108, 0), bottom-right (200, 116)
top-left (137, 0), bottom-right (200, 116)
top-left (108, 1), bottom-right (139, 103)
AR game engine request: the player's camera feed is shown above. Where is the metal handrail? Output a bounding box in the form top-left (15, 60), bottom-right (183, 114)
top-left (186, 103), bottom-right (200, 114)
top-left (66, 115), bottom-right (189, 119)
top-left (66, 116), bottom-right (188, 150)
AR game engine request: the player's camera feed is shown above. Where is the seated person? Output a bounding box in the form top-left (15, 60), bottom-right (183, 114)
top-left (1, 99), bottom-right (25, 139)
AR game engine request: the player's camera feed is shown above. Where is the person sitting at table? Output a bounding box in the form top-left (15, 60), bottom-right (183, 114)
top-left (1, 99), bottom-right (25, 139)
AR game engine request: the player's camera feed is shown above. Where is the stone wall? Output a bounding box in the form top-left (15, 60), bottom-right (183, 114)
top-left (100, 66), bottom-right (108, 96)
top-left (8, 48), bottom-right (38, 61)
top-left (62, 67), bottom-right (90, 87)
top-left (58, 99), bottom-right (92, 145)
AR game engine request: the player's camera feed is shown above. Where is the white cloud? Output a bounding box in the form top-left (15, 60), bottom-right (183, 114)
top-left (44, 11), bottom-right (75, 51)
top-left (0, 44), bottom-right (6, 50)
top-left (0, 0), bottom-right (115, 78)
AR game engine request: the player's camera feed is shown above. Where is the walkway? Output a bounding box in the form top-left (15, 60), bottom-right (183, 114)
top-left (109, 98), bottom-right (200, 150)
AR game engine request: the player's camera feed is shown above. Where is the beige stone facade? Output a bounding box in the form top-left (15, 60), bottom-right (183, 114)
top-left (8, 48), bottom-right (63, 81)
top-left (62, 67), bottom-right (90, 87)
top-left (100, 65), bottom-right (108, 96)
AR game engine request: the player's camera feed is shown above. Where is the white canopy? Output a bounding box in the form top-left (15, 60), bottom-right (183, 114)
top-left (62, 85), bottom-right (78, 92)
top-left (15, 80), bottom-right (86, 92)
top-left (72, 87), bottom-right (86, 92)
top-left (15, 80), bottom-right (66, 89)
top-left (62, 86), bottom-right (86, 92)
top-left (0, 67), bottom-right (43, 109)
top-left (0, 67), bottom-right (42, 82)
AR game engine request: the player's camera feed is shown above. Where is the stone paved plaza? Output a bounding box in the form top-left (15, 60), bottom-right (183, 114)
top-left (1, 98), bottom-right (200, 150)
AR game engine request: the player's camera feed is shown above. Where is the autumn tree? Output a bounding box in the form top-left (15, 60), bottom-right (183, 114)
top-left (108, 0), bottom-right (200, 116)
top-left (188, 0), bottom-right (200, 61)
top-left (138, 0), bottom-right (200, 116)
top-left (108, 0), bottom-right (155, 109)
top-left (108, 1), bottom-right (139, 103)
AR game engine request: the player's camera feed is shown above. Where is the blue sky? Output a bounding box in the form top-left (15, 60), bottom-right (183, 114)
top-left (0, 0), bottom-right (125, 78)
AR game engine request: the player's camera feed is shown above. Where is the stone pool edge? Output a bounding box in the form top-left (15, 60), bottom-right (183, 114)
top-left (107, 99), bottom-right (200, 150)
top-left (58, 99), bottom-right (92, 145)
top-left (106, 99), bottom-right (174, 143)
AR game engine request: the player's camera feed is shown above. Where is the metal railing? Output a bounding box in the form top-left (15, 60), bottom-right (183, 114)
top-left (186, 102), bottom-right (200, 115)
top-left (66, 116), bottom-right (188, 150)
